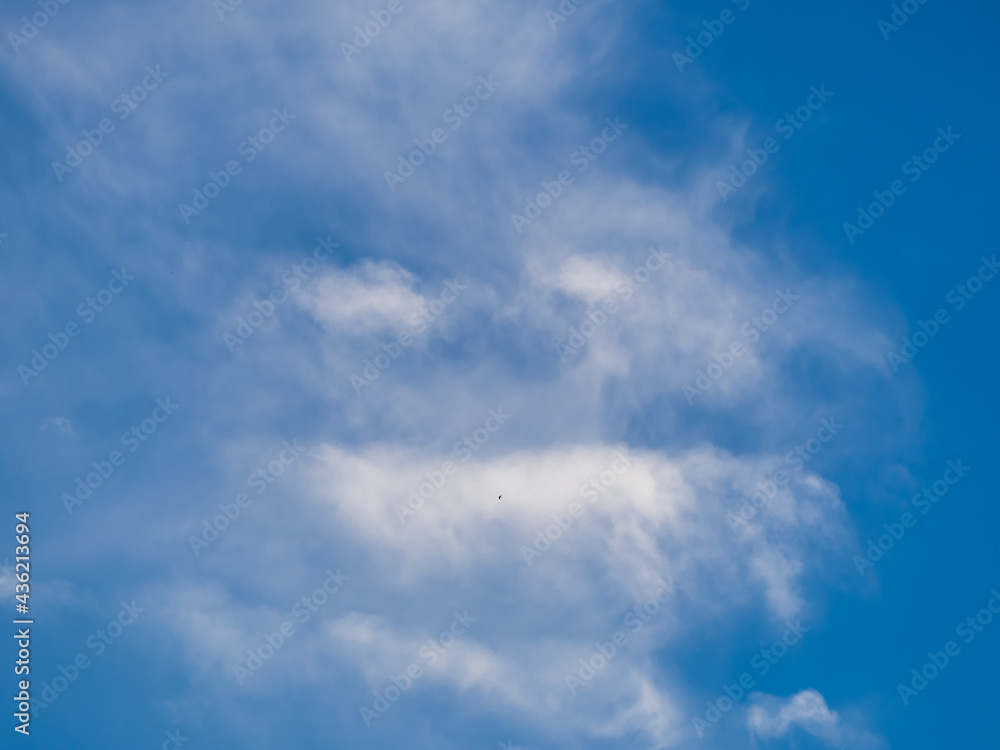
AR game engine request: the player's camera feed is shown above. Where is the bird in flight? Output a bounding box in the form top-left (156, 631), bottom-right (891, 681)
top-left (498, 495), bottom-right (502, 500)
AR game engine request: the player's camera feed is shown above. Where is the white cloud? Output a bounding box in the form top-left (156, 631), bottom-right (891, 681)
top-left (748, 689), bottom-right (885, 749)
top-left (307, 442), bottom-right (848, 610)
top-left (297, 260), bottom-right (425, 334)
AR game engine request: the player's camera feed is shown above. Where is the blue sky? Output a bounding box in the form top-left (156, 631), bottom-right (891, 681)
top-left (1, 0), bottom-right (998, 748)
